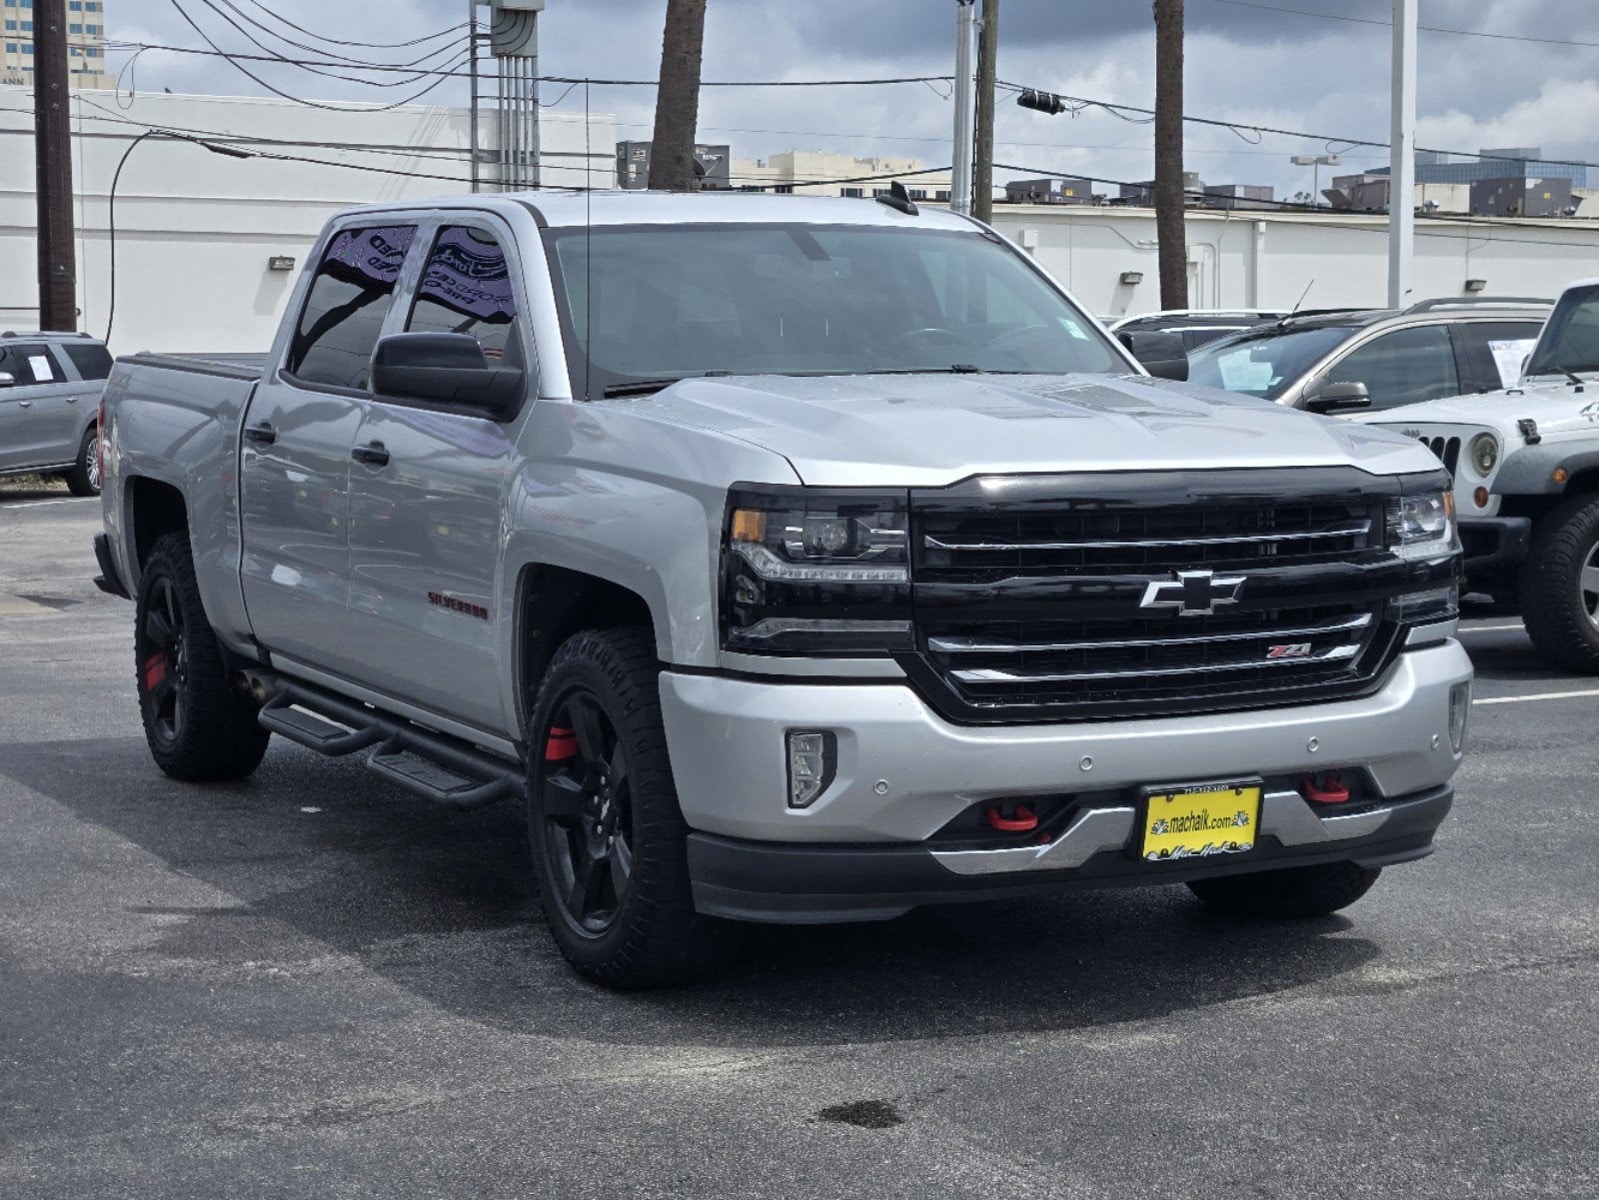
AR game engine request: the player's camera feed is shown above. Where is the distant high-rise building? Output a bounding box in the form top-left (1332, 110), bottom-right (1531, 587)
top-left (2, 0), bottom-right (113, 91)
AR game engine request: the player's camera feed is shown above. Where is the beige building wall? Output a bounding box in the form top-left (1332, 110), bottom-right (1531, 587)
top-left (1, 0), bottom-right (111, 90)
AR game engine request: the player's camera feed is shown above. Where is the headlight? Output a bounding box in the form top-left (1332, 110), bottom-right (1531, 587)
top-left (722, 486), bottom-right (913, 654)
top-left (1388, 489), bottom-right (1460, 562)
top-left (1468, 433), bottom-right (1499, 476)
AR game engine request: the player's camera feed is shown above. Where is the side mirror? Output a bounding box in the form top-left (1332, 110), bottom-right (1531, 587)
top-left (1116, 330), bottom-right (1189, 381)
top-left (370, 333), bottom-right (524, 417)
top-left (1304, 380), bottom-right (1371, 414)
top-left (0, 371), bottom-right (15, 389)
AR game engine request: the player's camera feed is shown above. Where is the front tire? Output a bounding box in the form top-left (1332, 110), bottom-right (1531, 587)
top-left (1520, 494), bottom-right (1599, 673)
top-left (526, 627), bottom-right (737, 988)
top-left (64, 425), bottom-right (100, 497)
top-left (1187, 861), bottom-right (1381, 918)
top-left (135, 532), bottom-right (270, 781)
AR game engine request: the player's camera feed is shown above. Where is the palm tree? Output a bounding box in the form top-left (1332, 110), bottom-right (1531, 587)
top-left (647, 0), bottom-right (708, 191)
top-left (1153, 0), bottom-right (1188, 308)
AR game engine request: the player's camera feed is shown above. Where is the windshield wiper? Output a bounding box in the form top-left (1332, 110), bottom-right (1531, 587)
top-left (1530, 363), bottom-right (1587, 391)
top-left (599, 370), bottom-right (731, 399)
top-left (861, 364), bottom-right (988, 376)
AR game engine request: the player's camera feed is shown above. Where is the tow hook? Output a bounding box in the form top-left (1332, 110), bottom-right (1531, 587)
top-left (986, 802), bottom-right (1040, 833)
top-left (1301, 772), bottom-right (1350, 804)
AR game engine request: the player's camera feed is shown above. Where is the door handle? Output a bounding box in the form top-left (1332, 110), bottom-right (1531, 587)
top-left (351, 441), bottom-right (390, 467)
top-left (67, 395), bottom-right (78, 404)
top-left (17, 400), bottom-right (31, 409)
top-left (242, 421), bottom-right (276, 445)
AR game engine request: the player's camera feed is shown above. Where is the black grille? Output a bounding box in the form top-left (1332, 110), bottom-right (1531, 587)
top-left (1420, 436), bottom-right (1461, 477)
top-left (904, 469), bottom-right (1412, 724)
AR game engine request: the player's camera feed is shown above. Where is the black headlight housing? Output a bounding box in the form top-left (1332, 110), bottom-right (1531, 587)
top-left (721, 484), bottom-right (913, 655)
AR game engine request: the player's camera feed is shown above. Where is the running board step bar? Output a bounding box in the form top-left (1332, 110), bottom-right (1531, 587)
top-left (250, 675), bottom-right (523, 810)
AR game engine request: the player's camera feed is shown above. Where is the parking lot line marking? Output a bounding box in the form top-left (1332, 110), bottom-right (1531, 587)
top-left (0, 497), bottom-right (95, 510)
top-left (1476, 687), bottom-right (1599, 706)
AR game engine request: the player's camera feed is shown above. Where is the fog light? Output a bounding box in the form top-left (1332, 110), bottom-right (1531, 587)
top-left (787, 731), bottom-right (837, 808)
top-left (1449, 682), bottom-right (1471, 754)
top-left (1474, 486), bottom-right (1489, 508)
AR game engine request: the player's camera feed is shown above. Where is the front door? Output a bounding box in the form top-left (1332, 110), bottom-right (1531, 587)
top-left (239, 221), bottom-right (419, 677)
top-left (343, 221), bottom-right (528, 735)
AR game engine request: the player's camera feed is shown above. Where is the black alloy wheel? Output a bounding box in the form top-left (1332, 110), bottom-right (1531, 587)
top-left (536, 688), bottom-right (635, 935)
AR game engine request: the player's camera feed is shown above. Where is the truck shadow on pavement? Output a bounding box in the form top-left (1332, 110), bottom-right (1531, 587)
top-left (5, 735), bottom-right (1384, 1049)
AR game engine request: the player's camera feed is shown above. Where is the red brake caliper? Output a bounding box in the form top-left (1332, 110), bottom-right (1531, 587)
top-left (544, 726), bottom-right (578, 762)
top-left (142, 652), bottom-right (167, 691)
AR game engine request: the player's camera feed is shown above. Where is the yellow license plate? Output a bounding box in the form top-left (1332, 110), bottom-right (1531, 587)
top-left (1142, 782), bottom-right (1262, 862)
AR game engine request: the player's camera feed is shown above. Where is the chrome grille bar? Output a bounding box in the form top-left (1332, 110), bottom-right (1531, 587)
top-left (924, 520), bottom-right (1371, 553)
top-left (952, 642), bottom-right (1361, 685)
top-left (929, 612), bottom-right (1372, 656)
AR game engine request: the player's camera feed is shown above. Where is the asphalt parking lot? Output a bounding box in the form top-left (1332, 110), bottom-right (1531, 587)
top-left (1, 487), bottom-right (1596, 1200)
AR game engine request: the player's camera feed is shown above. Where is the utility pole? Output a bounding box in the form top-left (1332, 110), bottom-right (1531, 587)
top-left (648, 0), bottom-right (708, 191)
top-left (950, 0), bottom-right (977, 215)
top-left (1153, 0), bottom-right (1187, 310)
top-left (1388, 0), bottom-right (1417, 308)
top-left (971, 0), bottom-right (998, 223)
top-left (33, 0), bottom-right (75, 332)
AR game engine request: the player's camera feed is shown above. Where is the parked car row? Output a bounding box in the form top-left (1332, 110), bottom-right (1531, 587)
top-left (0, 330), bottom-right (113, 495)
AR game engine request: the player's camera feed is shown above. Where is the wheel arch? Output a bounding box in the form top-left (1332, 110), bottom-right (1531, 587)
top-left (128, 475), bottom-right (190, 569)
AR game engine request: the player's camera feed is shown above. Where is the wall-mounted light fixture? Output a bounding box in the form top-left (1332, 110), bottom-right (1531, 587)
top-left (1464, 278), bottom-right (1487, 293)
top-left (268, 256), bottom-right (296, 272)
top-left (1119, 270), bottom-right (1145, 285)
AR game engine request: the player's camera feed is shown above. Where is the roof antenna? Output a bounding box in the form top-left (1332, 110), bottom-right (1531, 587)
top-left (875, 180), bottom-right (919, 216)
top-left (1281, 278), bottom-right (1315, 325)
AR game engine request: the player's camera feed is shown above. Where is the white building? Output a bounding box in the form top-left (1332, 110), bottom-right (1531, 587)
top-left (731, 150), bottom-right (952, 200)
top-left (0, 86), bottom-right (614, 352)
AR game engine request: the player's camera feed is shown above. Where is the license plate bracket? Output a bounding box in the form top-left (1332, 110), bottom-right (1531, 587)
top-left (1139, 779), bottom-right (1263, 863)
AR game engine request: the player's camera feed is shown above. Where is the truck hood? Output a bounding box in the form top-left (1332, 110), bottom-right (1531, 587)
top-left (641, 372), bottom-right (1439, 486)
top-left (1356, 381), bottom-right (1599, 443)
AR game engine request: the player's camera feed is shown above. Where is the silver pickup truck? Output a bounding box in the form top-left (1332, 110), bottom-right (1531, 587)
top-left (95, 192), bottom-right (1472, 986)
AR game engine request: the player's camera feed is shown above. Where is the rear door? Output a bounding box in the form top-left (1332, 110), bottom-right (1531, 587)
top-left (343, 218), bottom-right (529, 734)
top-left (0, 343), bottom-right (76, 470)
top-left (238, 219), bottom-right (421, 677)
top-left (1449, 319), bottom-right (1544, 392)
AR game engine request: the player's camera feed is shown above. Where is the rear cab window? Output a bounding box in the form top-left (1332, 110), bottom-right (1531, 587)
top-left (286, 224), bottom-right (418, 390)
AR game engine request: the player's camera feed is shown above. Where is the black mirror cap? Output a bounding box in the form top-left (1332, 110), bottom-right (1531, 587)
top-left (1304, 380), bottom-right (1372, 413)
top-left (1117, 330), bottom-right (1189, 382)
top-left (371, 333), bottom-right (524, 417)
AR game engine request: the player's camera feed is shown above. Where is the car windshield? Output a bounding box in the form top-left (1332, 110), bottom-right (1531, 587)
top-left (1525, 283), bottom-right (1599, 378)
top-left (1187, 325), bottom-right (1356, 400)
top-left (542, 222), bottom-right (1124, 395)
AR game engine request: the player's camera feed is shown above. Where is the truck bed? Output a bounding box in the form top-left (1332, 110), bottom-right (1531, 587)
top-left (117, 351), bottom-right (269, 381)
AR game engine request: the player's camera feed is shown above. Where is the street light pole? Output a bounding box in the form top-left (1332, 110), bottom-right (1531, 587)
top-left (1290, 153), bottom-right (1340, 207)
top-left (1388, 0), bottom-right (1418, 308)
top-left (951, 0), bottom-right (977, 215)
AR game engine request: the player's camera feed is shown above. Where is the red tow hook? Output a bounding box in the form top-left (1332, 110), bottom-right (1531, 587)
top-left (986, 802), bottom-right (1039, 833)
top-left (544, 726), bottom-right (578, 762)
top-left (1301, 772), bottom-right (1350, 804)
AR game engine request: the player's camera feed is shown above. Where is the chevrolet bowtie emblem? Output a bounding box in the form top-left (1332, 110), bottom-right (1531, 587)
top-left (1139, 569), bottom-right (1245, 616)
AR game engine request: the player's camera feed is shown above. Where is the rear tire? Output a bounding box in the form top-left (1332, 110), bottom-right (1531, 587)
top-left (525, 627), bottom-right (738, 988)
top-left (1187, 861), bottom-right (1381, 918)
top-left (64, 425), bottom-right (100, 497)
top-left (135, 532), bottom-right (270, 781)
top-left (1519, 494), bottom-right (1599, 673)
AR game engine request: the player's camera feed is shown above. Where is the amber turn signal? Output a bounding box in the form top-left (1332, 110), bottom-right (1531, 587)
top-left (730, 508), bottom-right (766, 543)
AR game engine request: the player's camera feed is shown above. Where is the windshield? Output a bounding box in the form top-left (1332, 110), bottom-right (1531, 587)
top-left (1525, 283), bottom-right (1599, 378)
top-left (542, 222), bottom-right (1124, 395)
top-left (1187, 325), bottom-right (1355, 400)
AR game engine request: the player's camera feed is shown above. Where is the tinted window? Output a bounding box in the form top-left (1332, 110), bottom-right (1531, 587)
top-left (61, 341), bottom-right (113, 380)
top-left (405, 225), bottom-right (520, 366)
top-left (288, 224), bottom-right (417, 389)
top-left (1327, 324), bottom-right (1459, 411)
top-left (544, 224), bottom-right (1122, 395)
top-left (1187, 326), bottom-right (1353, 400)
top-left (1526, 283), bottom-right (1599, 378)
top-left (1452, 320), bottom-right (1543, 390)
top-left (0, 343), bottom-right (63, 386)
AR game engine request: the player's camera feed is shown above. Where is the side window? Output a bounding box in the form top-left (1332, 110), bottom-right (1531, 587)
top-left (0, 343), bottom-right (62, 385)
top-left (406, 225), bottom-right (520, 366)
top-left (61, 341), bottom-right (113, 380)
top-left (287, 224), bottom-right (418, 389)
top-left (1451, 320), bottom-right (1542, 391)
top-left (1329, 324), bottom-right (1460, 411)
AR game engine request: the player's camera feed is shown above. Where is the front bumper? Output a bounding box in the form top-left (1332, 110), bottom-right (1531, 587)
top-left (1459, 516), bottom-right (1532, 589)
top-left (688, 784), bottom-right (1453, 922)
top-left (660, 640), bottom-right (1472, 922)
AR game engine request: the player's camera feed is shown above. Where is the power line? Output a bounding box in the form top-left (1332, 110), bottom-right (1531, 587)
top-left (196, 0), bottom-right (469, 78)
top-left (1205, 0), bottom-right (1599, 50)
top-left (231, 0), bottom-right (464, 51)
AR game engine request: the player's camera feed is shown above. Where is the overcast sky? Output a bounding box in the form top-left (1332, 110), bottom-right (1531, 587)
top-left (111, 0), bottom-right (1599, 195)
